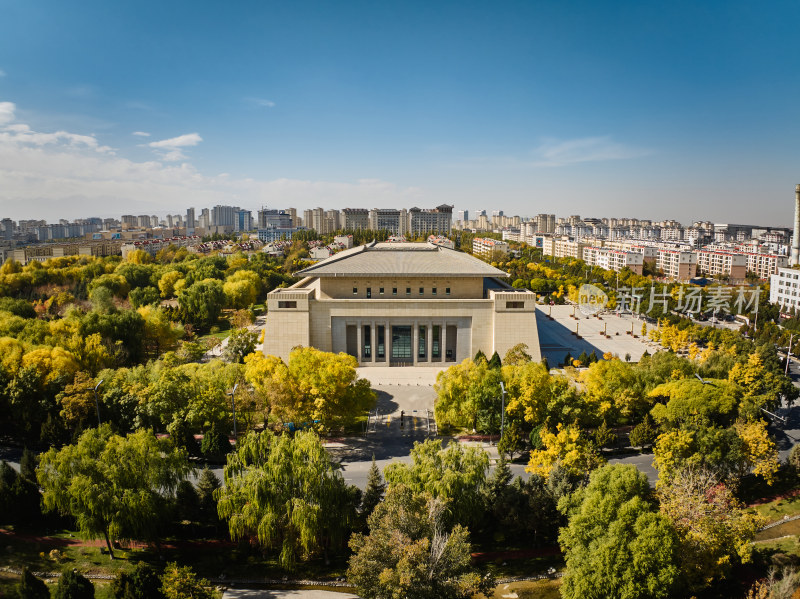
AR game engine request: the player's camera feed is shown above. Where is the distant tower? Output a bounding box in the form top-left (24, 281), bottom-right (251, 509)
top-left (793, 184), bottom-right (800, 266)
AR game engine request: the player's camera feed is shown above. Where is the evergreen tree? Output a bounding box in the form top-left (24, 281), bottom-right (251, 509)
top-left (360, 457), bottom-right (385, 518)
top-left (14, 567), bottom-right (49, 599)
top-left (577, 351), bottom-right (590, 366)
top-left (20, 448), bottom-right (36, 482)
top-left (175, 480), bottom-right (200, 523)
top-left (55, 569), bottom-right (94, 599)
top-left (488, 351), bottom-right (502, 369)
top-left (112, 563), bottom-right (164, 599)
top-left (562, 352), bottom-right (573, 367)
top-left (196, 466), bottom-right (221, 522)
top-left (473, 350), bottom-right (487, 364)
top-left (200, 423), bottom-right (231, 463)
top-left (629, 414), bottom-right (658, 449)
top-left (593, 419), bottom-right (617, 449)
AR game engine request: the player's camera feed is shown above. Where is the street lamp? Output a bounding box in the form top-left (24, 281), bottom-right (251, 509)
top-left (92, 379), bottom-right (104, 427)
top-left (228, 383), bottom-right (239, 440)
top-left (499, 381), bottom-right (506, 440)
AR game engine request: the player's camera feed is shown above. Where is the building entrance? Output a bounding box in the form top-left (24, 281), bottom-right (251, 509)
top-left (391, 326), bottom-right (412, 365)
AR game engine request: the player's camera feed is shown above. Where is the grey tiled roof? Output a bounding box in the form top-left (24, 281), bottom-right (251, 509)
top-left (295, 241), bottom-right (509, 278)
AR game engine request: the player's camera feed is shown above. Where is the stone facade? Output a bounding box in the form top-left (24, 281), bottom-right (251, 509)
top-left (263, 242), bottom-right (541, 365)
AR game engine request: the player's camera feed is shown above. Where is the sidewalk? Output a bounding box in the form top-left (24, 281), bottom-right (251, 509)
top-left (355, 366), bottom-right (447, 386)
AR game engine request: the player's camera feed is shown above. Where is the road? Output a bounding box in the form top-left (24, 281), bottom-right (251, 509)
top-left (224, 590), bottom-right (357, 599)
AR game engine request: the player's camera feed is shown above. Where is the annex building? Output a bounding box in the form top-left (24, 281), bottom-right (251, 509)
top-left (263, 241), bottom-right (541, 366)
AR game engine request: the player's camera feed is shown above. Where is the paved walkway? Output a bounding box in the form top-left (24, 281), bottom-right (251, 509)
top-left (223, 590), bottom-right (358, 598)
top-left (355, 365), bottom-right (448, 386)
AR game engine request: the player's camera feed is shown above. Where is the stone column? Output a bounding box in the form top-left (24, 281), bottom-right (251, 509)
top-left (385, 322), bottom-right (392, 364)
top-left (427, 321), bottom-right (433, 363)
top-left (442, 322), bottom-right (448, 362)
top-left (370, 322), bottom-right (377, 363)
top-left (356, 321), bottom-right (362, 364)
top-left (412, 321), bottom-right (419, 366)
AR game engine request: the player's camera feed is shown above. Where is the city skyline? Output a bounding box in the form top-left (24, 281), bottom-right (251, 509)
top-left (1, 0), bottom-right (800, 225)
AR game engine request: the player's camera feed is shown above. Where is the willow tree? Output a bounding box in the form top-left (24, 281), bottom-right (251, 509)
top-left (215, 429), bottom-right (358, 570)
top-left (37, 425), bottom-right (191, 558)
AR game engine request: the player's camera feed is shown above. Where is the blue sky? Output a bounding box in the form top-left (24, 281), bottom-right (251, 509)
top-left (1, 0), bottom-right (799, 225)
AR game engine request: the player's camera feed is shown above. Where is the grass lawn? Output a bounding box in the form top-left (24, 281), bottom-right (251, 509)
top-left (748, 492), bottom-right (800, 525)
top-left (754, 519), bottom-right (800, 543)
top-left (479, 578), bottom-right (561, 599)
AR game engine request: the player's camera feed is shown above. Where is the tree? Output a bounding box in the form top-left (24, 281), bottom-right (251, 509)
top-left (196, 466), bottom-right (221, 524)
top-left (559, 464), bottom-right (680, 599)
top-left (224, 328), bottom-right (258, 363)
top-left (223, 270), bottom-right (260, 309)
top-left (128, 286), bottom-right (160, 309)
top-left (19, 447), bottom-right (36, 482)
top-left (244, 347), bottom-right (375, 432)
top-left (497, 419), bottom-right (524, 461)
top-left (580, 359), bottom-right (645, 423)
top-left (383, 439), bottom-right (489, 529)
top-left (13, 567), bottom-right (50, 599)
top-left (527, 423), bottom-right (604, 479)
top-left (434, 358), bottom-right (502, 433)
top-left (37, 426), bottom-right (192, 558)
top-left (160, 563), bottom-right (213, 599)
top-left (112, 563), bottom-right (165, 599)
top-left (629, 414), bottom-right (658, 448)
top-left (200, 423), bottom-right (231, 463)
top-left (487, 351), bottom-right (502, 369)
top-left (593, 419), bottom-right (617, 449)
top-left (177, 279), bottom-right (225, 332)
top-left (215, 430), bottom-right (358, 570)
top-left (57, 372), bottom-right (97, 434)
top-left (503, 342), bottom-right (532, 366)
top-left (360, 457), bottom-right (385, 517)
top-left (347, 484), bottom-right (493, 599)
top-left (54, 569), bottom-right (94, 599)
top-left (657, 467), bottom-right (764, 591)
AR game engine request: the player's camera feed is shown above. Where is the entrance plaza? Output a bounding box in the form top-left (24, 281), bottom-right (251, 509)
top-left (537, 304), bottom-right (657, 365)
top-left (263, 241), bottom-right (541, 365)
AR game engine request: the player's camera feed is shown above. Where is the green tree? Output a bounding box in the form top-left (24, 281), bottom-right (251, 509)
top-left (559, 464), bottom-right (680, 599)
top-left (128, 286), bottom-right (160, 309)
top-left (177, 279), bottom-right (225, 332)
top-left (360, 457), bottom-right (385, 518)
top-left (200, 423), bottom-right (231, 463)
top-left (224, 328), bottom-right (258, 364)
top-left (112, 563), bottom-right (165, 599)
top-left (384, 439), bottom-right (489, 529)
top-left (593, 419), bottom-right (617, 449)
top-left (54, 569), bottom-right (94, 599)
top-left (347, 484), bottom-right (493, 599)
top-left (487, 351), bottom-right (502, 369)
top-left (13, 566), bottom-right (50, 599)
top-left (37, 426), bottom-right (192, 558)
top-left (503, 342), bottom-right (532, 366)
top-left (196, 466), bottom-right (221, 524)
top-left (497, 419), bottom-right (524, 461)
top-left (629, 414), bottom-right (658, 448)
top-left (434, 358), bottom-right (502, 433)
top-left (160, 563), bottom-right (213, 599)
top-left (215, 430), bottom-right (358, 570)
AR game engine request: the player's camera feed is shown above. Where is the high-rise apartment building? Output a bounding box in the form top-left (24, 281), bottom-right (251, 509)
top-left (407, 205), bottom-right (452, 236)
top-left (186, 208), bottom-right (195, 230)
top-left (343, 208), bottom-right (370, 230)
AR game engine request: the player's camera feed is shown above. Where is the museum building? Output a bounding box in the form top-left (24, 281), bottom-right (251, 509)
top-left (262, 241), bottom-right (541, 365)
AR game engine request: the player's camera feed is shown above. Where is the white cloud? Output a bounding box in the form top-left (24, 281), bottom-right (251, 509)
top-left (244, 97), bottom-right (276, 108)
top-left (147, 132), bottom-right (202, 162)
top-left (132, 131), bottom-right (151, 137)
top-left (0, 102), bottom-right (421, 220)
top-left (531, 136), bottom-right (650, 167)
top-left (0, 101), bottom-right (15, 125)
top-left (0, 69), bottom-right (6, 77)
top-left (148, 132), bottom-right (202, 149)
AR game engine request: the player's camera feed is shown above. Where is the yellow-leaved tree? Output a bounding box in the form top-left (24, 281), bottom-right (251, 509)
top-left (526, 423), bottom-right (604, 479)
